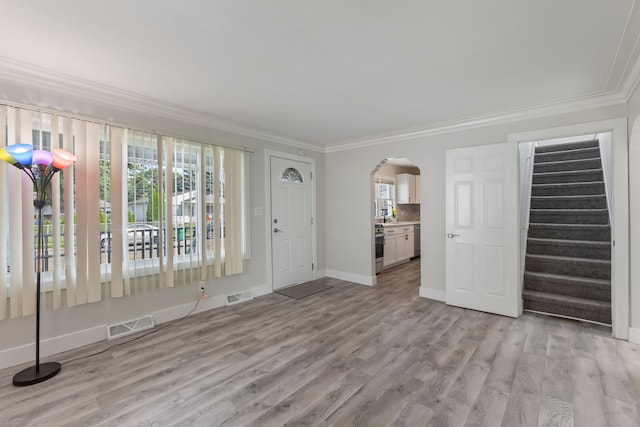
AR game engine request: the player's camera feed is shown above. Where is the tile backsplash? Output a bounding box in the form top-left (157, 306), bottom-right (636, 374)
top-left (397, 204), bottom-right (420, 222)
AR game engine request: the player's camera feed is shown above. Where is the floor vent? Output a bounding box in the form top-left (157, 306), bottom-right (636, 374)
top-left (226, 291), bottom-right (254, 306)
top-left (108, 315), bottom-right (155, 340)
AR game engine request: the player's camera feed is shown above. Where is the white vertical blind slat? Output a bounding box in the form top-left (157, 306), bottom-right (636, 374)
top-left (0, 106), bottom-right (7, 319)
top-left (50, 115), bottom-right (62, 309)
top-left (63, 117), bottom-right (77, 307)
top-left (86, 123), bottom-right (101, 303)
top-left (110, 127), bottom-right (124, 298)
top-left (7, 107), bottom-right (23, 317)
top-left (156, 135), bottom-right (165, 288)
top-left (199, 144), bottom-right (207, 281)
top-left (122, 130), bottom-right (131, 296)
top-left (164, 136), bottom-right (174, 287)
top-left (73, 120), bottom-right (88, 305)
top-left (19, 109), bottom-right (36, 316)
top-left (213, 147), bottom-right (222, 277)
top-left (224, 149), bottom-right (244, 275)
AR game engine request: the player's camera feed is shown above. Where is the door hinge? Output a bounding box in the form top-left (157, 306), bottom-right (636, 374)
top-left (312, 263), bottom-right (314, 270)
top-left (311, 217), bottom-right (314, 225)
top-left (310, 172), bottom-right (313, 179)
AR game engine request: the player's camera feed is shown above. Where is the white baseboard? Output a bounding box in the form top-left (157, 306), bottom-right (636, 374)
top-left (419, 286), bottom-right (446, 302)
top-left (0, 282), bottom-right (273, 371)
top-left (629, 327), bottom-right (640, 344)
top-left (249, 283), bottom-right (272, 298)
top-left (315, 269), bottom-right (328, 279)
top-left (326, 269), bottom-right (375, 286)
top-left (0, 324), bottom-right (107, 370)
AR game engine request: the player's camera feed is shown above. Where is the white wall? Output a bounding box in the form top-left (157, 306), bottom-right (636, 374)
top-left (626, 83), bottom-right (640, 343)
top-left (326, 104), bottom-right (628, 303)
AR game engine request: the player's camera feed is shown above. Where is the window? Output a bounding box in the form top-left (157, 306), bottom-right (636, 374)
top-left (374, 176), bottom-right (395, 218)
top-left (1, 105), bottom-right (249, 318)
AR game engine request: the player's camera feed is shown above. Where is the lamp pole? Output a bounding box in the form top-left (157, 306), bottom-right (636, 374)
top-left (0, 144), bottom-right (76, 386)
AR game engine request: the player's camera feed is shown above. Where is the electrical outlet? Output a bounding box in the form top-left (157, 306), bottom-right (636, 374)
top-left (199, 282), bottom-right (208, 299)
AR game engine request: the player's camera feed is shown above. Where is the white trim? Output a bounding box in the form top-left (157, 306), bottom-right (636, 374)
top-left (0, 324), bottom-right (106, 370)
top-left (508, 118), bottom-right (630, 340)
top-left (629, 327), bottom-right (640, 345)
top-left (265, 151), bottom-right (318, 291)
top-left (2, 56), bottom-right (640, 155)
top-left (419, 286), bottom-right (446, 302)
top-left (326, 93), bottom-right (627, 152)
top-left (326, 270), bottom-right (374, 287)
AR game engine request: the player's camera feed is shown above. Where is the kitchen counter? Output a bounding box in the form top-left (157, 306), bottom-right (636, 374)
top-left (379, 221), bottom-right (420, 227)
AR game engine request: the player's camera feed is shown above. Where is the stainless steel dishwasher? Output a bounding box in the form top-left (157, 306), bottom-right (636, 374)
top-left (413, 223), bottom-right (420, 258)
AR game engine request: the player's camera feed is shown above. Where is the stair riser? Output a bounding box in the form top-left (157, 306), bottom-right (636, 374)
top-left (525, 257), bottom-right (610, 280)
top-left (523, 298), bottom-right (611, 324)
top-left (535, 140), bottom-right (599, 153)
top-left (534, 158), bottom-right (602, 173)
top-left (531, 183), bottom-right (605, 196)
top-left (526, 241), bottom-right (610, 259)
top-left (530, 196), bottom-right (607, 209)
top-left (532, 171), bottom-right (603, 184)
top-left (529, 211), bottom-right (608, 225)
top-left (534, 148), bottom-right (601, 163)
top-left (523, 275), bottom-right (610, 302)
top-left (528, 225), bottom-right (610, 241)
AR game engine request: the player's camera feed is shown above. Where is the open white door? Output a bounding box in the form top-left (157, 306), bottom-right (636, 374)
top-left (270, 156), bottom-right (313, 290)
top-left (445, 142), bottom-right (520, 317)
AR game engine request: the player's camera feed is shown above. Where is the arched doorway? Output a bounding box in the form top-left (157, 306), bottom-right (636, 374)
top-left (371, 157), bottom-right (421, 290)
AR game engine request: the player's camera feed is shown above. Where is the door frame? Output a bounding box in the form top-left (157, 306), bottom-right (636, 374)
top-left (508, 118), bottom-right (629, 340)
top-left (265, 150), bottom-right (318, 291)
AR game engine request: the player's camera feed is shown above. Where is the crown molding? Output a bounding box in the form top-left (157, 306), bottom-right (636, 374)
top-left (326, 32), bottom-right (640, 153)
top-left (1, 55), bottom-right (639, 156)
top-left (0, 57), bottom-right (323, 153)
top-left (324, 91), bottom-right (629, 153)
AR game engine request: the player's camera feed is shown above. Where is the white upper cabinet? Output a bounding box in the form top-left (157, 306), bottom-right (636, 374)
top-left (396, 173), bottom-right (420, 204)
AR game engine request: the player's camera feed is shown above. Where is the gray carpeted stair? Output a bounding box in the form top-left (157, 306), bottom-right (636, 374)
top-left (523, 139), bottom-right (611, 324)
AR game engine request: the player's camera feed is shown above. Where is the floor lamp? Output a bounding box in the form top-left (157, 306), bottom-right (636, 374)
top-left (0, 143), bottom-right (76, 386)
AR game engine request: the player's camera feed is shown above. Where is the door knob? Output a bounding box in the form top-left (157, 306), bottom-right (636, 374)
top-left (274, 228), bottom-right (283, 233)
top-left (447, 233), bottom-right (460, 238)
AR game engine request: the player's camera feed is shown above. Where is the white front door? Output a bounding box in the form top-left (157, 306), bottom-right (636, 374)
top-left (271, 156), bottom-right (313, 290)
top-left (445, 142), bottom-right (519, 317)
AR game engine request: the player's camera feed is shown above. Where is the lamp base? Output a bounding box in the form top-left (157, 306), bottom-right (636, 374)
top-left (12, 362), bottom-right (61, 386)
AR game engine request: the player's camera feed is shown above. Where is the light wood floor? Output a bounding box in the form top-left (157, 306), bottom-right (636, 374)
top-left (2, 260), bottom-right (640, 426)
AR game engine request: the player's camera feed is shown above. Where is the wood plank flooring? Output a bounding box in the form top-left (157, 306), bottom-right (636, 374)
top-left (1, 259), bottom-right (639, 426)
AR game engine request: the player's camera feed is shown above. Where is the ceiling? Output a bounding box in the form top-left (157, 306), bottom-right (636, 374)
top-left (0, 1), bottom-right (639, 151)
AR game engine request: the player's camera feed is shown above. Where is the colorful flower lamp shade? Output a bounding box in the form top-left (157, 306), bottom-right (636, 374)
top-left (0, 143), bottom-right (76, 386)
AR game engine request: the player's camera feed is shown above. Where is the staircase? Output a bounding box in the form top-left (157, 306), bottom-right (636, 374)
top-left (523, 140), bottom-right (611, 324)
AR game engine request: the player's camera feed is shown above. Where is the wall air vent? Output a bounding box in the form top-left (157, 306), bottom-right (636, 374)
top-left (226, 291), bottom-right (254, 306)
top-left (107, 315), bottom-right (155, 340)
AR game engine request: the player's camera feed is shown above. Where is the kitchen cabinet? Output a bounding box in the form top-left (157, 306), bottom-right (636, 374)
top-left (396, 173), bottom-right (420, 204)
top-left (383, 232), bottom-right (401, 266)
top-left (383, 225), bottom-right (414, 267)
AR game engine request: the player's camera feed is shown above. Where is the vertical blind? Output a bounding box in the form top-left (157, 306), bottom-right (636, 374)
top-left (0, 105), bottom-right (246, 319)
